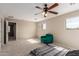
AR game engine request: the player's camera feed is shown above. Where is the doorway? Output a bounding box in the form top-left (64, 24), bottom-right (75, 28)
top-left (8, 22), bottom-right (16, 41)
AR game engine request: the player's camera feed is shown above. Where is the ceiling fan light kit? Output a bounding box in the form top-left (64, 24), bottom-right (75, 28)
top-left (44, 13), bottom-right (47, 17)
top-left (42, 12), bottom-right (47, 17)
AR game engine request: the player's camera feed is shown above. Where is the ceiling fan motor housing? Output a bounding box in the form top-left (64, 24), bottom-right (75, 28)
top-left (43, 4), bottom-right (48, 13)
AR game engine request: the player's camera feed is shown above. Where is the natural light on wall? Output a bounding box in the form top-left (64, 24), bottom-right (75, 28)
top-left (66, 17), bottom-right (79, 29)
top-left (42, 23), bottom-right (46, 30)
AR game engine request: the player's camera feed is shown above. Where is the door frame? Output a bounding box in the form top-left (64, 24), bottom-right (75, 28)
top-left (4, 19), bottom-right (8, 44)
top-left (4, 18), bottom-right (16, 44)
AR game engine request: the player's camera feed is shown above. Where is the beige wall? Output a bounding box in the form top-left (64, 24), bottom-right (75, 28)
top-left (37, 10), bottom-right (79, 49)
top-left (7, 19), bottom-right (36, 40)
top-left (16, 20), bottom-right (36, 39)
top-left (0, 18), bottom-right (36, 47)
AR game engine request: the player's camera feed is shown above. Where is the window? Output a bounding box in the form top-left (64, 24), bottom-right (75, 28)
top-left (66, 17), bottom-right (79, 29)
top-left (42, 23), bottom-right (46, 30)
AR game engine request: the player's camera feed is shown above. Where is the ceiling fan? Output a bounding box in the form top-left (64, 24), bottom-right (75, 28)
top-left (35, 3), bottom-right (59, 17)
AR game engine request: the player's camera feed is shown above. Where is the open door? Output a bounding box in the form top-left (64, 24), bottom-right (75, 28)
top-left (4, 20), bottom-right (6, 44)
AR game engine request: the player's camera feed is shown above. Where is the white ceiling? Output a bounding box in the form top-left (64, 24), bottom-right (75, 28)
top-left (0, 3), bottom-right (79, 22)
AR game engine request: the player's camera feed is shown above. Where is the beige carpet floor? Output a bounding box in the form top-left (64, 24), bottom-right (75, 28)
top-left (0, 38), bottom-right (45, 56)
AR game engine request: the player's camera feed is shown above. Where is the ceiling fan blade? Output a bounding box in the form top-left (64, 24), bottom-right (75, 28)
top-left (48, 11), bottom-right (58, 14)
top-left (34, 11), bottom-right (43, 15)
top-left (35, 6), bottom-right (42, 10)
top-left (48, 3), bottom-right (59, 10)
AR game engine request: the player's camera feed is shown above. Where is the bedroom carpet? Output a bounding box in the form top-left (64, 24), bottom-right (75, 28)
top-left (0, 38), bottom-right (45, 56)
